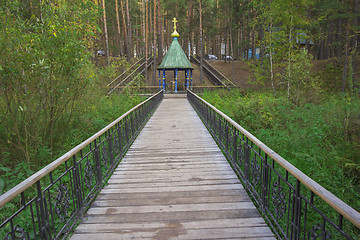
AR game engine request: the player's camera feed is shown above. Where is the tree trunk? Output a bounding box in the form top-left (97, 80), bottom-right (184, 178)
top-left (158, 1), bottom-right (163, 61)
top-left (287, 14), bottom-right (293, 99)
top-left (120, 0), bottom-right (128, 57)
top-left (102, 0), bottom-right (110, 65)
top-left (229, 17), bottom-right (236, 83)
top-left (269, 21), bottom-right (276, 98)
top-left (336, 18), bottom-right (342, 58)
top-left (115, 0), bottom-right (123, 56)
top-left (153, 0), bottom-right (157, 85)
top-left (199, 0), bottom-right (204, 82)
top-left (342, 18), bottom-right (351, 92)
top-left (141, 0), bottom-right (145, 56)
top-left (352, 0), bottom-right (359, 92)
top-left (126, 0), bottom-right (132, 60)
top-left (187, 0), bottom-right (193, 58)
top-left (145, 0), bottom-right (148, 83)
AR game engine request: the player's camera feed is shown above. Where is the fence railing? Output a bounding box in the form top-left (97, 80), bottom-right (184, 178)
top-left (107, 56), bottom-right (145, 90)
top-left (187, 90), bottom-right (360, 240)
top-left (108, 57), bottom-right (154, 95)
top-left (193, 55), bottom-right (236, 88)
top-left (0, 90), bottom-right (163, 239)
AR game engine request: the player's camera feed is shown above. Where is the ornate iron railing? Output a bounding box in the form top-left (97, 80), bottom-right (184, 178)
top-left (0, 90), bottom-right (163, 239)
top-left (187, 90), bottom-right (360, 240)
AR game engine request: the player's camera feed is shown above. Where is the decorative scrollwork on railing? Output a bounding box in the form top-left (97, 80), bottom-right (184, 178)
top-left (113, 134), bottom-right (119, 155)
top-left (237, 141), bottom-right (244, 166)
top-left (4, 225), bottom-right (30, 240)
top-left (307, 223), bottom-right (332, 239)
top-left (272, 181), bottom-right (286, 220)
top-left (102, 145), bottom-right (109, 169)
top-left (251, 157), bottom-right (261, 186)
top-left (54, 184), bottom-right (70, 222)
top-left (84, 157), bottom-right (94, 189)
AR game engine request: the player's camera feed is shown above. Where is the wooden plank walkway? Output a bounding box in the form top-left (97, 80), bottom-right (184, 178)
top-left (71, 94), bottom-right (275, 240)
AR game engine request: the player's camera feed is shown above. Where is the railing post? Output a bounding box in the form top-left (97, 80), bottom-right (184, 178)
top-left (262, 154), bottom-right (269, 214)
top-left (108, 133), bottom-right (115, 170)
top-left (36, 181), bottom-right (49, 239)
top-left (72, 155), bottom-right (83, 211)
top-left (125, 117), bottom-right (129, 144)
top-left (291, 180), bottom-right (302, 240)
top-left (218, 117), bottom-right (222, 143)
top-left (232, 129), bottom-right (237, 165)
top-left (94, 140), bottom-right (103, 188)
top-left (244, 138), bottom-right (250, 187)
top-left (117, 126), bottom-right (123, 157)
top-left (225, 122), bottom-right (229, 150)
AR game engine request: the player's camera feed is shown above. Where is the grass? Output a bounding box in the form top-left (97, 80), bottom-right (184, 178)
top-left (201, 89), bottom-right (360, 213)
top-left (0, 93), bottom-right (146, 194)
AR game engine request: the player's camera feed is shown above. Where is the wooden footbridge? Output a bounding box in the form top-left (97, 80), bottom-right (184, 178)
top-left (1, 91), bottom-right (359, 240)
top-left (70, 94), bottom-right (274, 239)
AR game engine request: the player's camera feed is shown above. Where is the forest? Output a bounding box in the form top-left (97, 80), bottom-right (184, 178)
top-left (0, 0), bottom-right (359, 219)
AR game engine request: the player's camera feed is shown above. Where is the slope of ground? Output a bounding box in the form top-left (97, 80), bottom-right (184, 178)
top-left (208, 60), bottom-right (252, 89)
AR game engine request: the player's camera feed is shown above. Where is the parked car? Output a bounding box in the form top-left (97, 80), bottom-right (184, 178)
top-left (223, 55), bottom-right (233, 61)
top-left (205, 54), bottom-right (218, 60)
top-left (97, 50), bottom-right (105, 56)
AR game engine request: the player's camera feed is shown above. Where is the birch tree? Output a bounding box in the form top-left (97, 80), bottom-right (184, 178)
top-left (102, 0), bottom-right (110, 64)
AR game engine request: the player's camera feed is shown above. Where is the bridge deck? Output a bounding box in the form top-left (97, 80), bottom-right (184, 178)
top-left (71, 94), bottom-right (275, 240)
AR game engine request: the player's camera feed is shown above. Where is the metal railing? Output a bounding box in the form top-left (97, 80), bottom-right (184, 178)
top-left (0, 90), bottom-right (163, 239)
top-left (107, 57), bottom-right (146, 90)
top-left (193, 55), bottom-right (236, 88)
top-left (190, 55), bottom-right (235, 89)
top-left (108, 57), bottom-right (154, 95)
top-left (187, 90), bottom-right (360, 240)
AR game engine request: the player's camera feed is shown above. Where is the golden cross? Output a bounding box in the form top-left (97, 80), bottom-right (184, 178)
top-left (172, 17), bottom-right (178, 32)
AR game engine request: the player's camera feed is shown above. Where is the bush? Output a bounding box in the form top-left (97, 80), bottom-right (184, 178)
top-left (201, 89), bottom-right (360, 212)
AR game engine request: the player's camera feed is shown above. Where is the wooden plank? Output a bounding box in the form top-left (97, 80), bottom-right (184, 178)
top-left (72, 227), bottom-right (274, 240)
top-left (100, 184), bottom-right (243, 194)
top-left (86, 202), bottom-right (257, 215)
top-left (96, 189), bottom-right (249, 201)
top-left (79, 209), bottom-right (261, 224)
top-left (71, 97), bottom-right (274, 239)
top-left (106, 178), bottom-right (240, 186)
top-left (107, 173), bottom-right (238, 181)
top-left (118, 161), bottom-right (232, 168)
top-left (117, 164), bottom-right (233, 172)
top-left (92, 195), bottom-right (251, 207)
top-left (111, 170), bottom-right (237, 178)
top-left (74, 218), bottom-right (269, 232)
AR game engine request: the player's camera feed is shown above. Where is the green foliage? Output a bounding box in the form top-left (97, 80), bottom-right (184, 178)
top-left (201, 89), bottom-right (360, 212)
top-left (0, 1), bottom-right (146, 193)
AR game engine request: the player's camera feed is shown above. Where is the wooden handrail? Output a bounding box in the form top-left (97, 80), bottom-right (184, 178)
top-left (0, 90), bottom-right (163, 208)
top-left (190, 56), bottom-right (229, 88)
top-left (202, 59), bottom-right (236, 87)
top-left (108, 57), bottom-right (154, 95)
top-left (107, 57), bottom-right (145, 88)
top-left (187, 90), bottom-right (360, 229)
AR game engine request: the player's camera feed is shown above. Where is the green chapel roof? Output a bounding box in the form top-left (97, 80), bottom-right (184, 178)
top-left (158, 38), bottom-right (193, 70)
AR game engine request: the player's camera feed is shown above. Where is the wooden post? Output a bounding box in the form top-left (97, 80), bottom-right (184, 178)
top-left (158, 70), bottom-right (161, 90)
top-left (162, 70), bottom-right (166, 91)
top-left (190, 70), bottom-right (193, 90)
top-left (175, 69), bottom-right (178, 93)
